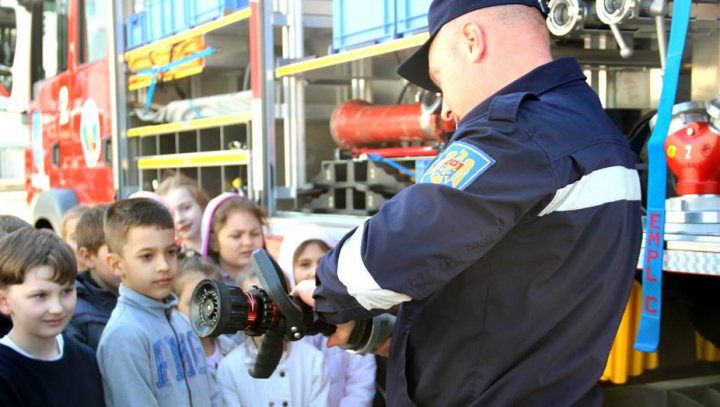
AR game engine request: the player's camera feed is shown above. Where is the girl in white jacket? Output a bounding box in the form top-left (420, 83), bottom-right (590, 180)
top-left (217, 273), bottom-right (329, 407)
top-left (278, 224), bottom-right (377, 407)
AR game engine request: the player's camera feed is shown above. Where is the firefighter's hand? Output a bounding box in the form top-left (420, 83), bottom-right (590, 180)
top-left (291, 279), bottom-right (316, 307)
top-left (291, 280), bottom-right (391, 355)
top-left (326, 321), bottom-right (391, 356)
top-left (326, 320), bottom-right (356, 348)
top-left (374, 337), bottom-right (391, 357)
top-left (291, 281), bottom-right (358, 350)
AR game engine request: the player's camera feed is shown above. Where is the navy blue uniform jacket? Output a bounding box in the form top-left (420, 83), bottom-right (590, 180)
top-left (313, 58), bottom-right (643, 407)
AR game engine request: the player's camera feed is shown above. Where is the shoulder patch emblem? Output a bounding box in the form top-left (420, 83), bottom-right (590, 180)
top-left (419, 141), bottom-right (495, 190)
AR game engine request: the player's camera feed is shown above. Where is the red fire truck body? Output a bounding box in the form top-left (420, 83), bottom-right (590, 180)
top-left (25, 0), bottom-right (113, 230)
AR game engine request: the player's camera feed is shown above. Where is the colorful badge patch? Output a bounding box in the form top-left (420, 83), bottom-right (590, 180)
top-left (419, 141), bottom-right (495, 190)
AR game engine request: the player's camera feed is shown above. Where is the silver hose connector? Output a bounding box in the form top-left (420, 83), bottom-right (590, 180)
top-left (596, 0), bottom-right (640, 58)
top-left (547, 0), bottom-right (597, 36)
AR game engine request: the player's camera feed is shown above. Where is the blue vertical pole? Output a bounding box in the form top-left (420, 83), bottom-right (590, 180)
top-left (634, 0), bottom-right (692, 352)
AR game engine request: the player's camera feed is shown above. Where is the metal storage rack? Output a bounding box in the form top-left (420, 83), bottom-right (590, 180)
top-left (264, 0), bottom-right (441, 235)
top-left (129, 113), bottom-right (251, 194)
top-left (121, 5), bottom-right (253, 199)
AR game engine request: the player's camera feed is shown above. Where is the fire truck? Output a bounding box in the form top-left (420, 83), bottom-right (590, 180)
top-left (20, 0), bottom-right (720, 404)
top-left (22, 0), bottom-right (114, 229)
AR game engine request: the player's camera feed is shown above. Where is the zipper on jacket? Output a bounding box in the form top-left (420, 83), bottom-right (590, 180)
top-left (166, 308), bottom-right (195, 407)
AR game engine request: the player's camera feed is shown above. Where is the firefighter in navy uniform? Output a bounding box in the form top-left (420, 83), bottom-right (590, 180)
top-left (293, 1), bottom-right (643, 406)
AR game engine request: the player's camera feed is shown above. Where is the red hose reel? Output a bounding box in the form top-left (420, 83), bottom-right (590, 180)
top-left (330, 98), bottom-right (455, 150)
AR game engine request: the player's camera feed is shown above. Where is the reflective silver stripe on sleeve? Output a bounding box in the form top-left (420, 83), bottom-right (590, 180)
top-left (539, 166), bottom-right (641, 216)
top-left (337, 221), bottom-right (413, 311)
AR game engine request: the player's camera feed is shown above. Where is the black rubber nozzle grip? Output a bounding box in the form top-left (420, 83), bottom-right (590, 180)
top-left (249, 327), bottom-right (285, 379)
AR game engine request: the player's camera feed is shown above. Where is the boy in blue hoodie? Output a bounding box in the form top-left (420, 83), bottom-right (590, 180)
top-left (97, 198), bottom-right (218, 407)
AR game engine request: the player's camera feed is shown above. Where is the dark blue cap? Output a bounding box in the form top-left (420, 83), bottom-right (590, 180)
top-left (397, 0), bottom-right (549, 92)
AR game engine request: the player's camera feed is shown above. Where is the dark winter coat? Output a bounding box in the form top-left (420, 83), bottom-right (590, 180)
top-left (64, 271), bottom-right (117, 351)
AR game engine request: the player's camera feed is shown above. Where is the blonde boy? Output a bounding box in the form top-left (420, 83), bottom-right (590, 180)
top-left (60, 205), bottom-right (89, 272)
top-left (97, 198), bottom-right (218, 407)
top-left (0, 228), bottom-right (105, 406)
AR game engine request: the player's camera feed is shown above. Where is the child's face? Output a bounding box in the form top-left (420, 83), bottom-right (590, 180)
top-left (165, 187), bottom-right (204, 244)
top-left (216, 211), bottom-right (264, 272)
top-left (0, 266), bottom-right (76, 340)
top-left (108, 226), bottom-right (178, 302)
top-left (63, 216), bottom-right (82, 271)
top-left (176, 277), bottom-right (203, 318)
top-left (293, 242), bottom-right (328, 284)
top-left (91, 244), bottom-right (121, 290)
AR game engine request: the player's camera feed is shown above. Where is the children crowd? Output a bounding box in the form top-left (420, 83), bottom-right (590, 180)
top-left (0, 174), bottom-right (378, 407)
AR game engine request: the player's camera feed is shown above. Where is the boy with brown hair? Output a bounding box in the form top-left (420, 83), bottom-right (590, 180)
top-left (64, 204), bottom-right (120, 351)
top-left (0, 228), bottom-right (105, 406)
top-left (97, 198), bottom-right (218, 407)
top-left (0, 214), bottom-right (31, 339)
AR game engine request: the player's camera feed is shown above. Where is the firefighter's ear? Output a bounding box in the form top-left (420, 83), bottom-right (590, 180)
top-left (459, 20), bottom-right (485, 63)
top-left (106, 252), bottom-right (124, 279)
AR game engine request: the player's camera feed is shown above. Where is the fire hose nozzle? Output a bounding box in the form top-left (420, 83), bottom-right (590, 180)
top-left (190, 250), bottom-right (396, 378)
